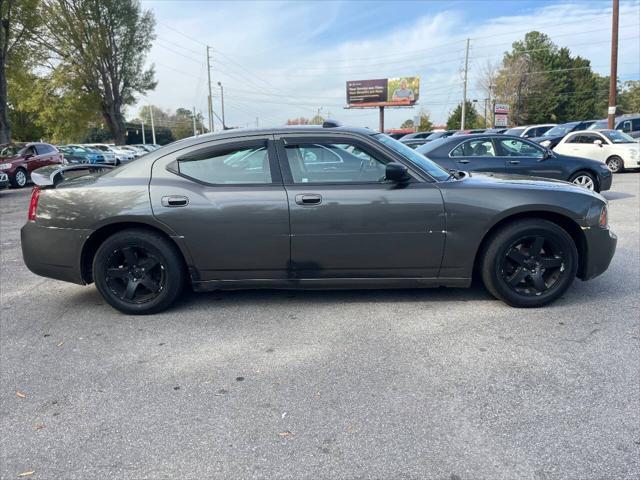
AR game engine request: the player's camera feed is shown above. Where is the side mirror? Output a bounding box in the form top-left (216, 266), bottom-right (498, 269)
top-left (594, 139), bottom-right (603, 147)
top-left (385, 162), bottom-right (411, 182)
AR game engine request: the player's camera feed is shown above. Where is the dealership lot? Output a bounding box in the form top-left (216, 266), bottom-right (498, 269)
top-left (1, 174), bottom-right (639, 479)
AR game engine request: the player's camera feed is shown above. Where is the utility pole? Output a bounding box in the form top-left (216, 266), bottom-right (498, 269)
top-left (461, 38), bottom-right (470, 131)
top-left (149, 105), bottom-right (156, 144)
top-left (256, 117), bottom-right (259, 128)
top-left (217, 82), bottom-right (226, 129)
top-left (206, 46), bottom-right (214, 132)
top-left (192, 106), bottom-right (197, 136)
top-left (608, 0), bottom-right (619, 129)
top-left (141, 120), bottom-right (146, 144)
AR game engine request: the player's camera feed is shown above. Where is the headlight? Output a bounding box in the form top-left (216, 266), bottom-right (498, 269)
top-left (0, 163), bottom-right (12, 170)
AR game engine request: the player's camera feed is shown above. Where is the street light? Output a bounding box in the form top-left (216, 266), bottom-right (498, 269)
top-left (217, 81), bottom-right (226, 130)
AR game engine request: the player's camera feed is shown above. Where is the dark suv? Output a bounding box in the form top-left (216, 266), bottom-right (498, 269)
top-left (0, 143), bottom-right (64, 188)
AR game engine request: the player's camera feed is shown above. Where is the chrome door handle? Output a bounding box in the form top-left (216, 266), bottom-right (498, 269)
top-left (457, 159), bottom-right (470, 164)
top-left (509, 160), bottom-right (520, 164)
top-left (161, 195), bottom-right (189, 207)
top-left (295, 193), bottom-right (322, 206)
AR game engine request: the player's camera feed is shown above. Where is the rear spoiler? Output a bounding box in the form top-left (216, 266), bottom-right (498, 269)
top-left (30, 164), bottom-right (113, 187)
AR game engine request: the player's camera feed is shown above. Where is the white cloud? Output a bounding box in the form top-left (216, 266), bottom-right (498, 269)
top-left (137, 0), bottom-right (640, 130)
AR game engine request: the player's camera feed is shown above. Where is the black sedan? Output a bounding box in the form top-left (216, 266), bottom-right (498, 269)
top-left (530, 120), bottom-right (597, 149)
top-left (22, 123), bottom-right (616, 314)
top-left (415, 134), bottom-right (612, 192)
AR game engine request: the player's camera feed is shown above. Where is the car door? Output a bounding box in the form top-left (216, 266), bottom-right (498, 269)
top-left (149, 136), bottom-right (291, 281)
top-left (276, 134), bottom-right (445, 279)
top-left (34, 144), bottom-right (54, 170)
top-left (448, 137), bottom-right (505, 173)
top-left (561, 133), bottom-right (607, 161)
top-left (496, 137), bottom-right (565, 180)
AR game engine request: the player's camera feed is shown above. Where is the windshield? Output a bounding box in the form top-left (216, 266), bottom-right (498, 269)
top-left (587, 120), bottom-right (607, 130)
top-left (601, 130), bottom-right (636, 143)
top-left (544, 122), bottom-right (578, 136)
top-left (0, 145), bottom-right (25, 157)
top-left (425, 132), bottom-right (445, 141)
top-left (505, 127), bottom-right (525, 136)
top-left (374, 133), bottom-right (450, 181)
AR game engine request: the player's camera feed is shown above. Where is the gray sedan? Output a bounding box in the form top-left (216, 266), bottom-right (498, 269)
top-left (21, 123), bottom-right (616, 314)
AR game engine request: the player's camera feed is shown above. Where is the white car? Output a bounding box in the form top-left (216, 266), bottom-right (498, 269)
top-left (504, 124), bottom-right (557, 139)
top-left (84, 144), bottom-right (135, 164)
top-left (553, 130), bottom-right (640, 173)
top-left (120, 145), bottom-right (147, 158)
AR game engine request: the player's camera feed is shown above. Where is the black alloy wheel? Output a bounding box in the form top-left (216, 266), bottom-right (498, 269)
top-left (104, 246), bottom-right (166, 304)
top-left (93, 229), bottom-right (185, 314)
top-left (481, 219), bottom-right (578, 307)
top-left (500, 235), bottom-right (565, 296)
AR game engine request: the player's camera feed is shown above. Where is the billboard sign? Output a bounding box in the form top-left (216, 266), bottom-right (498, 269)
top-left (346, 77), bottom-right (420, 107)
top-left (494, 103), bottom-right (510, 114)
top-left (494, 114), bottom-right (509, 127)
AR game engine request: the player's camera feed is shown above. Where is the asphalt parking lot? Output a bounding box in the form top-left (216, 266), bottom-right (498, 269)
top-left (1, 174), bottom-right (639, 480)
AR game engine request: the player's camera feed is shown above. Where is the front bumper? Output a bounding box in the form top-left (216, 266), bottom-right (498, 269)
top-left (579, 226), bottom-right (617, 281)
top-left (21, 221), bottom-right (90, 285)
top-left (598, 169), bottom-right (613, 191)
top-left (0, 172), bottom-right (8, 189)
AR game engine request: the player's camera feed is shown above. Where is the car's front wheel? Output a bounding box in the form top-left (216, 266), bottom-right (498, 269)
top-left (93, 229), bottom-right (185, 314)
top-left (481, 219), bottom-right (578, 308)
top-left (569, 171), bottom-right (598, 192)
top-left (11, 168), bottom-right (28, 188)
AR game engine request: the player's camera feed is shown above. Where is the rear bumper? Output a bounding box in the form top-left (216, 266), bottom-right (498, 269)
top-left (21, 221), bottom-right (90, 285)
top-left (579, 226), bottom-right (617, 281)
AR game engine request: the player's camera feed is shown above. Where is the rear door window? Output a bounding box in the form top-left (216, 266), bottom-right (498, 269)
top-left (450, 139), bottom-right (495, 157)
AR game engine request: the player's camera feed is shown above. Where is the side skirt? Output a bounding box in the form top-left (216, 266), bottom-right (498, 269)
top-left (191, 277), bottom-right (471, 292)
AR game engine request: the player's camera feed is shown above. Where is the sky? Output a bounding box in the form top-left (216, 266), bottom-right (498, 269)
top-left (136, 0), bottom-right (640, 131)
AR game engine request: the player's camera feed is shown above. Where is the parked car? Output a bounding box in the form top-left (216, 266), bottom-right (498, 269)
top-left (0, 142), bottom-right (63, 188)
top-left (531, 120), bottom-right (597, 149)
top-left (132, 144), bottom-right (158, 153)
top-left (422, 130), bottom-right (458, 142)
top-left (120, 145), bottom-right (148, 158)
top-left (22, 122), bottom-right (616, 314)
top-left (415, 134), bottom-right (612, 192)
top-left (399, 131), bottom-right (433, 141)
top-left (504, 124), bottom-right (556, 138)
top-left (452, 128), bottom-right (487, 136)
top-left (400, 138), bottom-right (429, 149)
top-left (553, 129), bottom-right (640, 173)
top-left (57, 145), bottom-right (105, 164)
top-left (83, 144), bottom-right (134, 164)
top-left (588, 114), bottom-right (640, 138)
top-left (484, 128), bottom-right (508, 134)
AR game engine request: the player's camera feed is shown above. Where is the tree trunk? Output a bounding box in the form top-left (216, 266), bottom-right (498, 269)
top-left (0, 58), bottom-right (10, 144)
top-left (101, 101), bottom-right (126, 145)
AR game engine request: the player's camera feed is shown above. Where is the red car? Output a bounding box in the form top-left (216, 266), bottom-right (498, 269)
top-left (0, 143), bottom-right (64, 188)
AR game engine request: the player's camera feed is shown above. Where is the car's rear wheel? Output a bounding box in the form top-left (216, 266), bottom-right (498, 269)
top-left (481, 219), bottom-right (578, 308)
top-left (606, 155), bottom-right (624, 173)
top-left (569, 171), bottom-right (598, 192)
top-left (11, 168), bottom-right (28, 188)
top-left (93, 229), bottom-right (185, 314)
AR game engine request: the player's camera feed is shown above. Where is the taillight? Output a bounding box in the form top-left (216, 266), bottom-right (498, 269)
top-left (599, 205), bottom-right (608, 228)
top-left (28, 186), bottom-right (41, 221)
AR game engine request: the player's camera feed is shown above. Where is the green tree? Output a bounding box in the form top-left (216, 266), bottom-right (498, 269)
top-left (42, 0), bottom-right (157, 144)
top-left (493, 31), bottom-right (605, 125)
top-left (416, 109), bottom-right (433, 131)
top-left (0, 0), bottom-right (43, 142)
top-left (446, 101), bottom-right (484, 130)
top-left (400, 119), bottom-right (414, 129)
top-left (619, 80), bottom-right (640, 113)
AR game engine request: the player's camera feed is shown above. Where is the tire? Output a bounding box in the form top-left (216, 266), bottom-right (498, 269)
top-left (93, 229), bottom-right (185, 314)
top-left (11, 168), bottom-right (28, 188)
top-left (606, 155), bottom-right (624, 173)
top-left (480, 219), bottom-right (578, 308)
top-left (569, 171), bottom-right (598, 192)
